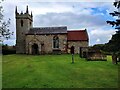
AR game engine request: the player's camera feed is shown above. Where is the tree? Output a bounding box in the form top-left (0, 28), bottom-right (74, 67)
top-left (92, 44), bottom-right (105, 50)
top-left (0, 0), bottom-right (13, 42)
top-left (107, 0), bottom-right (120, 28)
top-left (105, 0), bottom-right (120, 55)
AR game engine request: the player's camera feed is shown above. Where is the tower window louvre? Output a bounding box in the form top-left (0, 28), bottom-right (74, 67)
top-left (21, 20), bottom-right (23, 27)
top-left (30, 22), bottom-right (31, 26)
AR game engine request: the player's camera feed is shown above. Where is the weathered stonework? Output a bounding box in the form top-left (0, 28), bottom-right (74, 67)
top-left (16, 6), bottom-right (33, 54)
top-left (16, 6), bottom-right (89, 55)
top-left (26, 34), bottom-right (67, 54)
top-left (67, 41), bottom-right (88, 54)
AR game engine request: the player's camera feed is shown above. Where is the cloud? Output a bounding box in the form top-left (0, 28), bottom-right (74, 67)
top-left (96, 38), bottom-right (100, 43)
top-left (3, 39), bottom-right (16, 46)
top-left (34, 12), bottom-right (107, 28)
top-left (34, 11), bottom-right (116, 46)
top-left (1, 1), bottom-right (116, 46)
top-left (89, 29), bottom-right (116, 45)
top-left (31, 3), bottom-right (74, 15)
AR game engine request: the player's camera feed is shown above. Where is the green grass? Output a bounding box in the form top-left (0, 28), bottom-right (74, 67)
top-left (2, 54), bottom-right (119, 88)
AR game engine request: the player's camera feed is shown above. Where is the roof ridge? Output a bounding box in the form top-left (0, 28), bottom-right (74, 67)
top-left (31, 26), bottom-right (67, 28)
top-left (27, 26), bottom-right (67, 35)
top-left (67, 30), bottom-right (86, 32)
top-left (30, 26), bottom-right (67, 31)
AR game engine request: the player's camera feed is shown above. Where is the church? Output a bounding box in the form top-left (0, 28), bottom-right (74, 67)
top-left (15, 6), bottom-right (89, 54)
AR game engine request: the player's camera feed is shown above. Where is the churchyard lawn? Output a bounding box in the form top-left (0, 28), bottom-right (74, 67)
top-left (2, 54), bottom-right (119, 88)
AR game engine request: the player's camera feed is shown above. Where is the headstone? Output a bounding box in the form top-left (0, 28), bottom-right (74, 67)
top-left (112, 54), bottom-right (117, 64)
top-left (79, 47), bottom-right (82, 58)
top-left (71, 46), bottom-right (74, 54)
top-left (71, 46), bottom-right (74, 63)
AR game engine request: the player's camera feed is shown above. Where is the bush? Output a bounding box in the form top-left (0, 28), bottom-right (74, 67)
top-left (2, 45), bottom-right (16, 55)
top-left (2, 49), bottom-right (16, 55)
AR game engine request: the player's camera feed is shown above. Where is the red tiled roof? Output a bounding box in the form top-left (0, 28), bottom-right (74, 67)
top-left (67, 30), bottom-right (89, 41)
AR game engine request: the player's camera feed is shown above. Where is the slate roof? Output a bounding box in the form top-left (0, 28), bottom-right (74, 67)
top-left (26, 26), bottom-right (67, 35)
top-left (67, 30), bottom-right (89, 41)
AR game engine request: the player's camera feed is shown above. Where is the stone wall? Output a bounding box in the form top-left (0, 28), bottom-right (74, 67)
top-left (16, 12), bottom-right (33, 54)
top-left (67, 41), bottom-right (88, 54)
top-left (26, 34), bottom-right (67, 54)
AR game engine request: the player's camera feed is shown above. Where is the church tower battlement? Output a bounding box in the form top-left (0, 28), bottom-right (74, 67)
top-left (15, 6), bottom-right (33, 54)
top-left (15, 6), bottom-right (89, 55)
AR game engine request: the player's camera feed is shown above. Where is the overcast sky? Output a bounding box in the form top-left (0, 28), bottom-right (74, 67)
top-left (1, 0), bottom-right (117, 46)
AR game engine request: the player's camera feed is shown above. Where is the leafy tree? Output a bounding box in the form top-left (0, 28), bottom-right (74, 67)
top-left (0, 0), bottom-right (13, 42)
top-left (105, 0), bottom-right (120, 55)
top-left (92, 44), bottom-right (105, 51)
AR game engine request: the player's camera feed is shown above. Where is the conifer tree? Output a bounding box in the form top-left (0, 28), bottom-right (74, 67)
top-left (105, 0), bottom-right (120, 55)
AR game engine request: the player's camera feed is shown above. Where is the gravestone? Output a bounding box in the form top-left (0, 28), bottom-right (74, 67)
top-left (71, 46), bottom-right (74, 54)
top-left (79, 47), bottom-right (82, 57)
top-left (112, 54), bottom-right (117, 64)
top-left (71, 46), bottom-right (74, 63)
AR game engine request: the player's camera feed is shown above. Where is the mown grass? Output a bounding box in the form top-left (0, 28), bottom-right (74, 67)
top-left (2, 54), bottom-right (119, 88)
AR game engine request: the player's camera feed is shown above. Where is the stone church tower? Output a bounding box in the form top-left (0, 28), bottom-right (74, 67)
top-left (15, 6), bottom-right (33, 53)
top-left (15, 6), bottom-right (89, 54)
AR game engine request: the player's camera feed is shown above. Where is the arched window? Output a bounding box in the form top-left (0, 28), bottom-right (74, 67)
top-left (21, 20), bottom-right (23, 27)
top-left (53, 36), bottom-right (59, 48)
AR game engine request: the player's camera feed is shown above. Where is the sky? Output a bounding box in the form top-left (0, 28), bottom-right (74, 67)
top-left (1, 0), bottom-right (118, 46)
